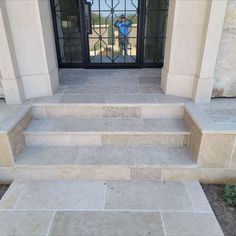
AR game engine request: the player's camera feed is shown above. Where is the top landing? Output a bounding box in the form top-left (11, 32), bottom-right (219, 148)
top-left (25, 69), bottom-right (191, 105)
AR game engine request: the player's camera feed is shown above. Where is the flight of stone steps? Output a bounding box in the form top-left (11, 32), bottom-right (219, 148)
top-left (13, 103), bottom-right (197, 181)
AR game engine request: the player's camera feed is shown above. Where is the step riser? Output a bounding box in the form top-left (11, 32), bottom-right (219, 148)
top-left (32, 105), bottom-right (184, 119)
top-left (0, 167), bottom-right (196, 182)
top-left (25, 133), bottom-right (189, 146)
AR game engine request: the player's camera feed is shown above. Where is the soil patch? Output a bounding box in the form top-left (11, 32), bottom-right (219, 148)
top-left (202, 184), bottom-right (236, 236)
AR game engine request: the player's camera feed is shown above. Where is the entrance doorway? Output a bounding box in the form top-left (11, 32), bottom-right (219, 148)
top-left (50, 0), bottom-right (169, 68)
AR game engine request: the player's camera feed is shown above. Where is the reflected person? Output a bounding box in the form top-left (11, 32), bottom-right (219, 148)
top-left (114, 15), bottom-right (132, 56)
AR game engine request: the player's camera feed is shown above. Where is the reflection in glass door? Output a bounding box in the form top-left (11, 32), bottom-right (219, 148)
top-left (50, 0), bottom-right (169, 68)
top-left (50, 0), bottom-right (84, 65)
top-left (86, 0), bottom-right (139, 64)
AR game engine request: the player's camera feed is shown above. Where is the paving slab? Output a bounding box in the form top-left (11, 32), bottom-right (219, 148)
top-left (48, 211), bottom-right (164, 236)
top-left (105, 181), bottom-right (193, 211)
top-left (0, 210), bottom-right (54, 236)
top-left (13, 181), bottom-right (106, 210)
top-left (162, 212), bottom-right (223, 236)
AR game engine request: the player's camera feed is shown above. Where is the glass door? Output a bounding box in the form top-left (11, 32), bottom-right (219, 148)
top-left (50, 0), bottom-right (169, 68)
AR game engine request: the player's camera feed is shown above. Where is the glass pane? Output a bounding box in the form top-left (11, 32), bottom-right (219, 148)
top-left (53, 0), bottom-right (83, 64)
top-left (88, 0), bottom-right (138, 64)
top-left (143, 0), bottom-right (169, 64)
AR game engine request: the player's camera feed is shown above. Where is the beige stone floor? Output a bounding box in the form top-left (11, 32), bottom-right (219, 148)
top-left (0, 180), bottom-right (223, 236)
top-left (25, 68), bottom-right (191, 104)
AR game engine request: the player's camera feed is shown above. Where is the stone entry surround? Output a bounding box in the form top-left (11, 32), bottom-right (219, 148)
top-left (0, 180), bottom-right (223, 235)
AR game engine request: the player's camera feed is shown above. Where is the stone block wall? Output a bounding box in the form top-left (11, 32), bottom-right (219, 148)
top-left (184, 107), bottom-right (236, 183)
top-left (0, 107), bottom-right (32, 167)
top-left (213, 0), bottom-right (236, 97)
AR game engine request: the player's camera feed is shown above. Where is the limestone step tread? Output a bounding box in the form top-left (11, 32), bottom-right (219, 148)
top-left (0, 180), bottom-right (223, 235)
top-left (24, 118), bottom-right (189, 134)
top-left (15, 146), bottom-right (195, 167)
top-left (25, 93), bottom-right (191, 105)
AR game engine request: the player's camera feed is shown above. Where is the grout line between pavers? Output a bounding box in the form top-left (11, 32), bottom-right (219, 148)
top-left (103, 182), bottom-right (107, 211)
top-left (160, 212), bottom-right (167, 236)
top-left (46, 211), bottom-right (56, 236)
top-left (11, 181), bottom-right (29, 210)
top-left (228, 137), bottom-right (236, 168)
top-left (73, 146), bottom-right (80, 164)
top-left (0, 209), bottom-right (214, 213)
top-left (183, 182), bottom-right (195, 211)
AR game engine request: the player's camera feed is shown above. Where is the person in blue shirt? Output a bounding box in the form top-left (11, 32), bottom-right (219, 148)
top-left (114, 15), bottom-right (132, 56)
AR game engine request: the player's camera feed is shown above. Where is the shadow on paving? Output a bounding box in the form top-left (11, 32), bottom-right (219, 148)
top-left (202, 184), bottom-right (236, 236)
top-left (0, 185), bottom-right (9, 200)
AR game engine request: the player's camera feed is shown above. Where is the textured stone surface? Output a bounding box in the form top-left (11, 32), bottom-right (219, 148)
top-left (0, 135), bottom-right (13, 167)
top-left (184, 110), bottom-right (202, 161)
top-left (102, 134), bottom-right (189, 146)
top-left (16, 147), bottom-right (77, 165)
top-left (45, 106), bottom-right (102, 118)
top-left (141, 105), bottom-right (184, 119)
top-left (8, 110), bottom-right (33, 159)
top-left (0, 104), bottom-right (32, 167)
top-left (213, 0), bottom-right (236, 97)
top-left (48, 211), bottom-right (165, 236)
top-left (25, 118), bottom-right (189, 133)
top-left (130, 168), bottom-right (162, 180)
top-left (0, 211), bottom-right (54, 236)
top-left (13, 181), bottom-right (105, 210)
top-left (198, 134), bottom-right (235, 168)
top-left (102, 106), bottom-right (141, 118)
top-left (230, 139), bottom-right (236, 168)
top-left (162, 212), bottom-right (223, 236)
top-left (105, 181), bottom-right (193, 211)
top-left (0, 181), bottom-right (26, 209)
top-left (184, 181), bottom-right (212, 212)
top-left (0, 180), bottom-right (223, 235)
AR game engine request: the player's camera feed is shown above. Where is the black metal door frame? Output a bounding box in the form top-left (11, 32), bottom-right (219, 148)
top-left (50, 0), bottom-right (165, 69)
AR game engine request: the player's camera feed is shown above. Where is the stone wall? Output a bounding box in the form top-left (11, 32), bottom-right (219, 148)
top-left (213, 0), bottom-right (236, 97)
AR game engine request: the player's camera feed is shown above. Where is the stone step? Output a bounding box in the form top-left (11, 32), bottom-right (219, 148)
top-left (12, 145), bottom-right (196, 181)
top-left (24, 118), bottom-right (189, 146)
top-left (0, 180), bottom-right (223, 235)
top-left (32, 103), bottom-right (185, 119)
top-left (15, 146), bottom-right (195, 167)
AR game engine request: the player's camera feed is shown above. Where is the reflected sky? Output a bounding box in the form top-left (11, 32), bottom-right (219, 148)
top-left (88, 0), bottom-right (139, 12)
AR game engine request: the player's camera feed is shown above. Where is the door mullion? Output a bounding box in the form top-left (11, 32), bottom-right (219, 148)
top-left (79, 0), bottom-right (90, 67)
top-left (138, 0), bottom-right (146, 68)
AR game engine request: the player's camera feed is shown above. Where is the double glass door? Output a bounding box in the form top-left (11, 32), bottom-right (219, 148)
top-left (50, 0), bottom-right (168, 68)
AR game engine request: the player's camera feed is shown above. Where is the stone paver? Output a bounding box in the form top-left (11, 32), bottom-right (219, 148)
top-left (13, 181), bottom-right (106, 210)
top-left (105, 181), bottom-right (193, 211)
top-left (162, 212), bottom-right (223, 236)
top-left (48, 211), bottom-right (164, 236)
top-left (184, 181), bottom-right (212, 212)
top-left (0, 211), bottom-right (54, 236)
